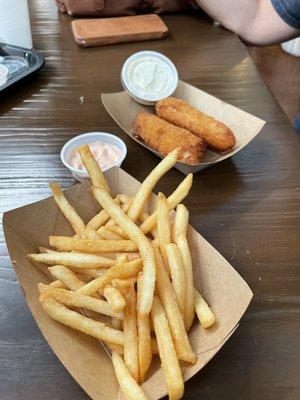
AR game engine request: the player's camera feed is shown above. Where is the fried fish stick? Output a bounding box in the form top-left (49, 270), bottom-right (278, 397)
top-left (132, 112), bottom-right (205, 165)
top-left (156, 97), bottom-right (236, 152)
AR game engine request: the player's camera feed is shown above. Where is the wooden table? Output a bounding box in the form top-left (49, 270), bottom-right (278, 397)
top-left (248, 45), bottom-right (300, 123)
top-left (1, 1), bottom-right (299, 399)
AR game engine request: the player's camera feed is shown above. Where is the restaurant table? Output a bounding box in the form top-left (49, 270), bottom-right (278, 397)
top-left (0, 1), bottom-right (299, 399)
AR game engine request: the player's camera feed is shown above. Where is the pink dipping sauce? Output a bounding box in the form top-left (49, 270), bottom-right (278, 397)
top-left (69, 141), bottom-right (122, 171)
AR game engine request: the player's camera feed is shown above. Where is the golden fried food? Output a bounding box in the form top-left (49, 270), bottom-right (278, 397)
top-left (27, 147), bottom-right (220, 400)
top-left (132, 112), bottom-right (205, 165)
top-left (156, 97), bottom-right (236, 152)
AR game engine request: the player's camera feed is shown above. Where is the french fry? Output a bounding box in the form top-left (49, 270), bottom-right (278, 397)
top-left (106, 343), bottom-right (124, 356)
top-left (110, 253), bottom-right (129, 330)
top-left (35, 149), bottom-right (218, 397)
top-left (28, 251), bottom-right (115, 269)
top-left (166, 244), bottom-right (186, 315)
top-left (127, 148), bottom-right (179, 222)
top-left (39, 245), bottom-right (66, 289)
top-left (71, 267), bottom-right (107, 279)
top-left (151, 296), bottom-right (184, 400)
top-left (157, 193), bottom-right (172, 269)
top-left (38, 284), bottom-right (123, 320)
top-left (123, 283), bottom-right (139, 382)
top-left (99, 253), bottom-right (128, 346)
top-left (112, 277), bottom-right (137, 290)
top-left (139, 173), bottom-right (193, 235)
top-left (49, 182), bottom-right (86, 237)
top-left (87, 210), bottom-right (110, 230)
top-left (105, 218), bottom-right (117, 228)
top-left (48, 265), bottom-right (85, 291)
top-left (106, 199), bottom-right (133, 229)
top-left (97, 226), bottom-right (123, 240)
top-left (111, 257), bottom-right (137, 292)
top-left (40, 297), bottom-right (124, 345)
top-left (139, 211), bottom-right (158, 238)
top-left (39, 246), bottom-right (55, 254)
top-left (77, 258), bottom-right (143, 296)
top-left (103, 285), bottom-right (126, 313)
top-left (75, 273), bottom-right (93, 283)
top-left (172, 204), bottom-right (189, 240)
top-left (175, 235), bottom-right (195, 331)
top-left (141, 199), bottom-right (148, 215)
top-left (49, 236), bottom-right (138, 253)
top-left (86, 197), bottom-right (121, 230)
top-left (106, 225), bottom-right (129, 239)
top-left (153, 245), bottom-right (196, 364)
top-left (116, 254), bottom-right (129, 263)
top-left (112, 351), bottom-right (147, 400)
top-left (116, 253), bottom-right (140, 264)
top-left (111, 318), bottom-right (122, 331)
top-left (82, 226), bottom-right (102, 240)
top-left (49, 280), bottom-right (66, 288)
top-left (78, 145), bottom-right (110, 192)
top-left (92, 186), bottom-right (156, 316)
top-left (194, 288), bottom-right (216, 328)
top-left (48, 266), bottom-right (101, 300)
top-left (87, 195), bottom-right (131, 237)
top-left (137, 273), bottom-right (152, 382)
top-left (117, 193), bottom-right (131, 204)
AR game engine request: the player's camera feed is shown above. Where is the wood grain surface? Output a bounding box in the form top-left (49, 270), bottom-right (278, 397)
top-left (248, 45), bottom-right (300, 123)
top-left (1, 1), bottom-right (299, 399)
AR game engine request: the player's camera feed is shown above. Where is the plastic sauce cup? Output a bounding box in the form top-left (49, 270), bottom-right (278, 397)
top-left (121, 50), bottom-right (178, 105)
top-left (60, 132), bottom-right (127, 182)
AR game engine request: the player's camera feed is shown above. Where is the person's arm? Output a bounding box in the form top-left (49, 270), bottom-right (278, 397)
top-left (195, 0), bottom-right (299, 46)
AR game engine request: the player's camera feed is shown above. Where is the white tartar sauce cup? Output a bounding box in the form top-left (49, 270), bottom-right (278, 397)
top-left (60, 132), bottom-right (127, 182)
top-left (121, 50), bottom-right (178, 105)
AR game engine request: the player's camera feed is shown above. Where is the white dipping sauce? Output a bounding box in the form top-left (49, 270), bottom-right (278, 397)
top-left (121, 51), bottom-right (178, 104)
top-left (125, 56), bottom-right (175, 96)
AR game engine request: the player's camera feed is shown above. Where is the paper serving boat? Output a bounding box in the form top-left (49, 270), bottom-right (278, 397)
top-left (3, 167), bottom-right (253, 400)
top-left (101, 80), bottom-right (266, 175)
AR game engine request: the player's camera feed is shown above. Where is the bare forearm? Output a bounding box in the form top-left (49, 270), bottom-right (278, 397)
top-left (195, 0), bottom-right (298, 45)
top-left (195, 0), bottom-right (259, 34)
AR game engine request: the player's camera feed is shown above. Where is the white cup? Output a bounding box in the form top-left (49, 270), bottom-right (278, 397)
top-left (0, 0), bottom-right (33, 49)
top-left (121, 51), bottom-right (178, 105)
top-left (60, 132), bottom-right (127, 182)
top-left (281, 37), bottom-right (300, 57)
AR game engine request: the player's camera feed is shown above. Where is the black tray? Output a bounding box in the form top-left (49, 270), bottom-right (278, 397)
top-left (0, 43), bottom-right (45, 92)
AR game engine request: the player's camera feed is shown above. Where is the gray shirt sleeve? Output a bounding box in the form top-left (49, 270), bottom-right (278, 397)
top-left (271, 0), bottom-right (300, 29)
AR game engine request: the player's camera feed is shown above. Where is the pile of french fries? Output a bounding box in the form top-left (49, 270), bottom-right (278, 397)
top-left (28, 145), bottom-right (216, 400)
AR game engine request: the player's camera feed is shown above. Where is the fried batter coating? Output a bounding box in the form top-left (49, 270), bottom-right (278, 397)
top-left (156, 97), bottom-right (236, 152)
top-left (132, 112), bottom-right (205, 165)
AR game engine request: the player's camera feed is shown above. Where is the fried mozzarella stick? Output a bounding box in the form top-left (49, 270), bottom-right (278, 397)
top-left (133, 112), bottom-right (205, 165)
top-left (156, 97), bottom-right (236, 152)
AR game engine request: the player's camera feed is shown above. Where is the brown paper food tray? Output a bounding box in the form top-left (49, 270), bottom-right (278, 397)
top-left (3, 167), bottom-right (253, 399)
top-left (101, 80), bottom-right (266, 175)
